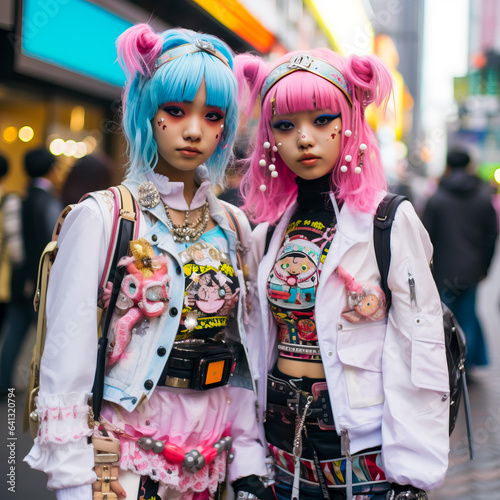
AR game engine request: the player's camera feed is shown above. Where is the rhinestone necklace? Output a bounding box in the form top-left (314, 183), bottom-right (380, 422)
top-left (162, 200), bottom-right (210, 243)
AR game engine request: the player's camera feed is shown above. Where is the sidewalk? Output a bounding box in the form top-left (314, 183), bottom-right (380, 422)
top-left (429, 247), bottom-right (500, 499)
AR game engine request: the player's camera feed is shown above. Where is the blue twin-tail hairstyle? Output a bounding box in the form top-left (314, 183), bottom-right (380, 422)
top-left (117, 24), bottom-right (238, 185)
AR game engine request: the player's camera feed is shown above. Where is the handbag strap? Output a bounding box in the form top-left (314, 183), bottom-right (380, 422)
top-left (92, 185), bottom-right (137, 421)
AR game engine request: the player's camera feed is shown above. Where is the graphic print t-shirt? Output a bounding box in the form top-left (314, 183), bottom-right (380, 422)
top-left (267, 201), bottom-right (336, 361)
top-left (176, 225), bottom-right (240, 340)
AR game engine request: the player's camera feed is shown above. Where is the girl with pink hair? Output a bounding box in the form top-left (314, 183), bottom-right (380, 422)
top-left (236, 49), bottom-right (449, 499)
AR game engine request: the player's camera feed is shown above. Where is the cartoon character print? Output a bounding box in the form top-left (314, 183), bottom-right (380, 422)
top-left (267, 235), bottom-right (322, 309)
top-left (335, 265), bottom-right (387, 323)
top-left (273, 309), bottom-right (318, 343)
top-left (108, 238), bottom-right (170, 367)
top-left (179, 241), bottom-right (240, 339)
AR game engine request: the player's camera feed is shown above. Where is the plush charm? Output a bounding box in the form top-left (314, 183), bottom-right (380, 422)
top-left (335, 265), bottom-right (387, 323)
top-left (108, 238), bottom-right (170, 366)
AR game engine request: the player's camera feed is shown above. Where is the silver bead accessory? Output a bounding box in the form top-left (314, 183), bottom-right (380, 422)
top-left (138, 437), bottom-right (155, 450)
top-left (152, 440), bottom-right (165, 453)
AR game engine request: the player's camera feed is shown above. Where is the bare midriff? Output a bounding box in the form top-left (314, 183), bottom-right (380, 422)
top-left (277, 356), bottom-right (326, 379)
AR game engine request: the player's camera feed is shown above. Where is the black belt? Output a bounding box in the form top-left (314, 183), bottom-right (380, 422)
top-left (158, 342), bottom-right (234, 390)
top-left (267, 373), bottom-right (335, 429)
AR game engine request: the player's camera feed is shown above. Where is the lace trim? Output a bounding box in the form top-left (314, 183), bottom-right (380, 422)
top-left (119, 440), bottom-right (227, 494)
top-left (35, 402), bottom-right (92, 445)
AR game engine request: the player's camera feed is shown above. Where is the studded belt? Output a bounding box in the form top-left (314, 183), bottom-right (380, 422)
top-left (266, 373), bottom-right (335, 429)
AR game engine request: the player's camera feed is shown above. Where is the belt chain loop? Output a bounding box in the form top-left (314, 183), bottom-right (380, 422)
top-left (292, 394), bottom-right (313, 500)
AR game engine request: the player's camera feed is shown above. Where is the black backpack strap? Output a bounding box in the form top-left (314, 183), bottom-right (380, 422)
top-left (92, 185), bottom-right (137, 421)
top-left (373, 193), bottom-right (408, 311)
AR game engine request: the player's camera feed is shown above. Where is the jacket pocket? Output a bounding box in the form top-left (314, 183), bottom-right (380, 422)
top-left (337, 320), bottom-right (387, 408)
top-left (410, 314), bottom-right (449, 393)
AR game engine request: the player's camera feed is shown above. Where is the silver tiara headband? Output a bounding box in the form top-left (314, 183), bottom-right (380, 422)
top-left (260, 54), bottom-right (353, 105)
top-left (155, 39), bottom-right (230, 73)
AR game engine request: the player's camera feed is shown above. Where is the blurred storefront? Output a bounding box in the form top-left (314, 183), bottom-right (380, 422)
top-left (0, 0), bottom-right (280, 194)
top-left (0, 0), bottom-right (157, 193)
top-left (451, 0), bottom-right (500, 184)
top-left (0, 0), bottom-right (421, 195)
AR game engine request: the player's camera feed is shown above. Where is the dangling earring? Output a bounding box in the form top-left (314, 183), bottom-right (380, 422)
top-left (259, 140), bottom-right (279, 191)
top-left (355, 144), bottom-right (367, 174)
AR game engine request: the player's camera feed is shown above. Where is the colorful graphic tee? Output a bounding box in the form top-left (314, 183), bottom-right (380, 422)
top-left (267, 210), bottom-right (336, 361)
top-left (176, 226), bottom-right (240, 340)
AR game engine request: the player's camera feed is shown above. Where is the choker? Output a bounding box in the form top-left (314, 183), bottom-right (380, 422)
top-left (162, 201), bottom-right (210, 243)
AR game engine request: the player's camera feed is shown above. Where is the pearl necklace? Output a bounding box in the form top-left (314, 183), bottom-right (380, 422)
top-left (162, 201), bottom-right (210, 243)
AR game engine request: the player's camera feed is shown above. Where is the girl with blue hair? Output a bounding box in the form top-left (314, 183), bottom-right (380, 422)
top-left (25, 24), bottom-right (272, 500)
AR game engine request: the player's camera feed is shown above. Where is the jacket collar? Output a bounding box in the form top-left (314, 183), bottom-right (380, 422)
top-left (123, 166), bottom-right (212, 229)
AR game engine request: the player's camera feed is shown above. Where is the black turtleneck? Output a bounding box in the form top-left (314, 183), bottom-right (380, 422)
top-left (295, 173), bottom-right (335, 212)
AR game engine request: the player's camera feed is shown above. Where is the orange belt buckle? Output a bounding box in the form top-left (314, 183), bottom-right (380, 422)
top-left (205, 360), bottom-right (225, 385)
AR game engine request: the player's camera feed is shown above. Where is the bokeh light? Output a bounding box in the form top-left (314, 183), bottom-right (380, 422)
top-left (19, 126), bottom-right (34, 142)
top-left (3, 126), bottom-right (17, 143)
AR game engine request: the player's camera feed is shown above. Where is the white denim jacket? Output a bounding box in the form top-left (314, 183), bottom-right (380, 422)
top-left (248, 194), bottom-right (450, 492)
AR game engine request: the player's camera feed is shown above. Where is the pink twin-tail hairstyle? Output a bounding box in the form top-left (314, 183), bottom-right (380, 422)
top-left (235, 48), bottom-right (393, 224)
top-left (115, 24), bottom-right (238, 183)
top-left (116, 24), bottom-right (164, 103)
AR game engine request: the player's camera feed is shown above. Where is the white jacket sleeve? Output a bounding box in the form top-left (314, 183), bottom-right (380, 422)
top-left (381, 201), bottom-right (450, 490)
top-left (226, 215), bottom-right (269, 483)
top-left (226, 386), bottom-right (268, 483)
top-left (24, 199), bottom-right (108, 491)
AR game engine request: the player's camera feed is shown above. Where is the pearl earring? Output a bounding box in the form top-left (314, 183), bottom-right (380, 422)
top-left (259, 139), bottom-right (279, 191)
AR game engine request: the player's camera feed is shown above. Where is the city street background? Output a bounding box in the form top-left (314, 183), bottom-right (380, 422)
top-left (1, 0), bottom-right (500, 499)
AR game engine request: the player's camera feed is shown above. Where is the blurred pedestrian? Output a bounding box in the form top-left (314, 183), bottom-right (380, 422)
top-left (0, 153), bottom-right (11, 333)
top-left (61, 153), bottom-right (114, 206)
top-left (0, 148), bottom-right (63, 395)
top-left (423, 149), bottom-right (498, 371)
